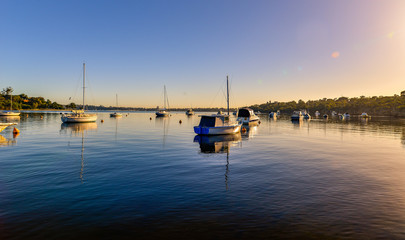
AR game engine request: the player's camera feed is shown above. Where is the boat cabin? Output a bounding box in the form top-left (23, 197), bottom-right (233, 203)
top-left (198, 115), bottom-right (231, 127)
top-left (237, 108), bottom-right (255, 118)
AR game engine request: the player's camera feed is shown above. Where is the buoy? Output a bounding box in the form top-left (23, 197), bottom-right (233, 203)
top-left (242, 127), bottom-right (247, 133)
top-left (258, 121), bottom-right (261, 124)
top-left (101, 120), bottom-right (104, 123)
top-left (150, 117), bottom-right (152, 120)
top-left (40, 115), bottom-right (43, 119)
top-left (179, 120), bottom-right (182, 124)
top-left (13, 127), bottom-right (20, 134)
top-left (13, 132), bottom-right (20, 138)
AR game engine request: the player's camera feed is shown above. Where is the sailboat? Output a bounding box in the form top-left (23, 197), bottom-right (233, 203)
top-left (194, 76), bottom-right (242, 135)
top-left (156, 85), bottom-right (170, 117)
top-left (0, 91), bottom-right (20, 117)
top-left (110, 94), bottom-right (122, 117)
top-left (61, 63), bottom-right (97, 123)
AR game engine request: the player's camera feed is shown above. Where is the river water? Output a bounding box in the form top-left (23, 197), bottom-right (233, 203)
top-left (1, 112), bottom-right (405, 239)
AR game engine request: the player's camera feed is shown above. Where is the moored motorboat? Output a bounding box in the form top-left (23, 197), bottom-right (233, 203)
top-left (361, 112), bottom-right (371, 118)
top-left (237, 108), bottom-right (260, 125)
top-left (269, 112), bottom-right (277, 119)
top-left (291, 111), bottom-right (303, 121)
top-left (194, 114), bottom-right (242, 135)
top-left (186, 109), bottom-right (195, 116)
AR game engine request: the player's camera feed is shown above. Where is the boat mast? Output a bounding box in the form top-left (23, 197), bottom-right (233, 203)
top-left (116, 94), bottom-right (118, 108)
top-left (83, 63), bottom-right (85, 111)
top-left (10, 93), bottom-right (12, 111)
top-left (164, 85), bottom-right (167, 110)
top-left (227, 75), bottom-right (229, 116)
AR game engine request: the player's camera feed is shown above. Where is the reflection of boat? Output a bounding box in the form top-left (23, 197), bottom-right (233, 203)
top-left (0, 123), bottom-right (17, 133)
top-left (60, 122), bottom-right (98, 135)
top-left (60, 122), bottom-right (97, 183)
top-left (291, 111), bottom-right (303, 121)
top-left (186, 109), bottom-right (194, 116)
top-left (241, 125), bottom-right (258, 139)
top-left (194, 134), bottom-right (241, 154)
top-left (61, 63), bottom-right (97, 123)
top-left (110, 94), bottom-right (123, 118)
top-left (0, 135), bottom-right (17, 147)
top-left (156, 85), bottom-right (170, 117)
top-left (237, 108), bottom-right (260, 124)
top-left (194, 76), bottom-right (241, 135)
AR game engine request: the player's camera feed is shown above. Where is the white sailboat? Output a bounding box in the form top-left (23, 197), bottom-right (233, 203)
top-left (0, 90), bottom-right (20, 117)
top-left (156, 85), bottom-right (170, 117)
top-left (110, 94), bottom-right (122, 117)
top-left (61, 63), bottom-right (97, 123)
top-left (194, 76), bottom-right (242, 135)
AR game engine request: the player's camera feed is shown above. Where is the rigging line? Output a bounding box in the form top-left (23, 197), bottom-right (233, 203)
top-left (71, 69), bottom-right (83, 103)
top-left (207, 78), bottom-right (226, 109)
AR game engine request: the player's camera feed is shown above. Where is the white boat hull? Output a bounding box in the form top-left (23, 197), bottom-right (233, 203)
top-left (156, 111), bottom-right (169, 117)
top-left (110, 113), bottom-right (123, 117)
top-left (0, 112), bottom-right (20, 117)
top-left (194, 124), bottom-right (242, 135)
top-left (237, 115), bottom-right (260, 124)
top-left (61, 114), bottom-right (97, 123)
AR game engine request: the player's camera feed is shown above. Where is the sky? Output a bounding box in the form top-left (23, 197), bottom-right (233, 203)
top-left (0, 0), bottom-right (404, 108)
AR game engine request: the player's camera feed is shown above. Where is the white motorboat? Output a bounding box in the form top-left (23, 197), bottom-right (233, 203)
top-left (237, 108), bottom-right (260, 124)
top-left (61, 63), bottom-right (97, 123)
top-left (156, 85), bottom-right (170, 117)
top-left (110, 94), bottom-right (123, 118)
top-left (0, 123), bottom-right (17, 133)
top-left (269, 112), bottom-right (277, 119)
top-left (361, 112), bottom-right (371, 118)
top-left (194, 76), bottom-right (241, 135)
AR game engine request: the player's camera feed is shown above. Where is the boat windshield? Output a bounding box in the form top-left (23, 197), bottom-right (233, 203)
top-left (238, 108), bottom-right (253, 117)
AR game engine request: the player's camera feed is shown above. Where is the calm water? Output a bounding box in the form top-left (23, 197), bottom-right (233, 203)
top-left (1, 112), bottom-right (405, 239)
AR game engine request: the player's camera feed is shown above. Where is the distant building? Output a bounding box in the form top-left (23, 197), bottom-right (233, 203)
top-left (402, 90), bottom-right (405, 97)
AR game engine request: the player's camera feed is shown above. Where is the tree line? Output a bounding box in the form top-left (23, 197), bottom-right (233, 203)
top-left (247, 95), bottom-right (405, 117)
top-left (1, 87), bottom-right (65, 110)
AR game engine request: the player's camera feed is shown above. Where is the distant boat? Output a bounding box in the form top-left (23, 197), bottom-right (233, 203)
top-left (291, 110), bottom-right (303, 121)
top-left (186, 109), bottom-right (194, 116)
top-left (110, 94), bottom-right (123, 118)
top-left (276, 110), bottom-right (280, 116)
top-left (315, 111), bottom-right (320, 118)
top-left (361, 112), bottom-right (371, 118)
top-left (331, 111), bottom-right (338, 117)
top-left (323, 114), bottom-right (328, 119)
top-left (338, 113), bottom-right (345, 120)
top-left (156, 85), bottom-right (170, 117)
top-left (194, 76), bottom-right (241, 135)
top-left (237, 108), bottom-right (260, 124)
top-left (61, 63), bottom-right (97, 123)
top-left (269, 112), bottom-right (277, 119)
top-left (303, 110), bottom-right (311, 120)
top-left (0, 91), bottom-right (20, 117)
top-left (0, 123), bottom-right (17, 133)
top-left (344, 112), bottom-right (350, 118)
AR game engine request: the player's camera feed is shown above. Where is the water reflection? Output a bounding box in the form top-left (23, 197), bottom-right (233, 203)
top-left (194, 134), bottom-right (242, 190)
top-left (60, 123), bottom-right (97, 183)
top-left (0, 134), bottom-right (17, 147)
top-left (194, 134), bottom-right (241, 154)
top-left (155, 116), bottom-right (170, 148)
top-left (241, 124), bottom-right (258, 139)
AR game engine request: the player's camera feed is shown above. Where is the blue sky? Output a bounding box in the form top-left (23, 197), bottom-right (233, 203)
top-left (1, 0), bottom-right (404, 108)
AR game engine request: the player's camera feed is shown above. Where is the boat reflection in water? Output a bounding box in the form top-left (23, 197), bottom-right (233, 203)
top-left (0, 134), bottom-right (17, 147)
top-left (194, 133), bottom-right (241, 154)
top-left (60, 122), bottom-right (97, 183)
top-left (194, 134), bottom-right (241, 190)
top-left (241, 123), bottom-right (258, 140)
